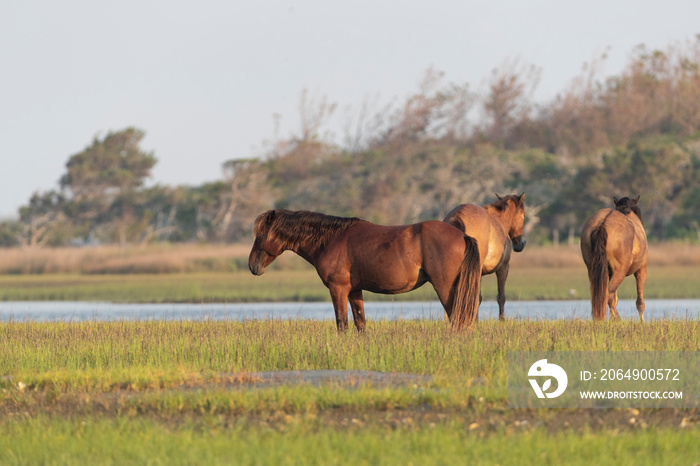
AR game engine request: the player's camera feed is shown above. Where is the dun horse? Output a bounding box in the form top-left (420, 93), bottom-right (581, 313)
top-left (443, 193), bottom-right (526, 320)
top-left (580, 196), bottom-right (648, 321)
top-left (248, 209), bottom-right (481, 332)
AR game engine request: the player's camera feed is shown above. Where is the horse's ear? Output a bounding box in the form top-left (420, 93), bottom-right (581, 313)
top-left (265, 210), bottom-right (276, 226)
top-left (613, 197), bottom-right (619, 206)
top-left (495, 193), bottom-right (503, 200)
top-left (257, 210), bottom-right (275, 230)
top-left (634, 195), bottom-right (640, 204)
top-left (253, 210), bottom-right (276, 237)
top-left (518, 192), bottom-right (525, 205)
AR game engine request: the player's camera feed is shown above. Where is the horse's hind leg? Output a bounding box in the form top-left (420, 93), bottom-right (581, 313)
top-left (329, 285), bottom-right (350, 332)
top-left (607, 270), bottom-right (625, 320)
top-left (496, 263), bottom-right (509, 321)
top-left (608, 290), bottom-right (620, 320)
top-left (349, 290), bottom-right (366, 332)
top-left (634, 266), bottom-right (647, 322)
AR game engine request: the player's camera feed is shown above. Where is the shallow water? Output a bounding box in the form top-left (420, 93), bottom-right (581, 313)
top-left (1, 299), bottom-right (699, 322)
top-left (246, 370), bottom-right (432, 387)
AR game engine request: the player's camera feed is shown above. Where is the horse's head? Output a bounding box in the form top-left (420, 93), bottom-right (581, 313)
top-left (495, 192), bottom-right (527, 252)
top-left (614, 196), bottom-right (642, 222)
top-left (249, 210), bottom-right (284, 276)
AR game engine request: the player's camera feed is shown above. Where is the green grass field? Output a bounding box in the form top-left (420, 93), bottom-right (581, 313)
top-left (1, 265), bottom-right (699, 302)
top-left (2, 418), bottom-right (697, 465)
top-left (1, 319), bottom-right (699, 464)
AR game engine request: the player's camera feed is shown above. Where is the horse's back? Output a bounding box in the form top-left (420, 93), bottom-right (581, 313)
top-left (343, 220), bottom-right (464, 252)
top-left (322, 220), bottom-right (466, 293)
top-left (445, 204), bottom-right (490, 230)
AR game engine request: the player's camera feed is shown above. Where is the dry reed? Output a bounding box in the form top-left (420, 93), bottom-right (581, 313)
top-left (0, 243), bottom-right (251, 274)
top-left (1, 241), bottom-right (699, 275)
top-left (510, 242), bottom-right (700, 268)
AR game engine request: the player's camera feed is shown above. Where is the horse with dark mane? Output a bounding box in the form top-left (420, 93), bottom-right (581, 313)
top-left (580, 196), bottom-right (648, 321)
top-left (248, 209), bottom-right (481, 331)
top-left (443, 193), bottom-right (526, 320)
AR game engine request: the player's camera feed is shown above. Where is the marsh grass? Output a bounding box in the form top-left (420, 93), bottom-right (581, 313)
top-left (1, 265), bottom-right (698, 302)
top-left (2, 319), bottom-right (699, 463)
top-left (2, 319), bottom-right (698, 396)
top-left (1, 416), bottom-right (698, 465)
top-left (0, 271), bottom-right (330, 302)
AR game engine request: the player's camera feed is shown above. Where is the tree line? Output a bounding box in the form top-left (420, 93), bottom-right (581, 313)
top-left (2, 36), bottom-right (700, 248)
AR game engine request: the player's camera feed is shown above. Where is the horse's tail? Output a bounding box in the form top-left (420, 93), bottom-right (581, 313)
top-left (589, 225), bottom-right (609, 320)
top-left (451, 234), bottom-right (481, 331)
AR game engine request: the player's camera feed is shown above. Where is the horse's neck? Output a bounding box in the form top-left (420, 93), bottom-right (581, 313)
top-left (487, 206), bottom-right (514, 233)
top-left (288, 239), bottom-right (322, 266)
top-left (284, 227), bottom-right (337, 266)
top-left (277, 217), bottom-right (356, 265)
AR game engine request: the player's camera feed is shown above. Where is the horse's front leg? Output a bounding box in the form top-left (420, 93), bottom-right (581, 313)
top-left (634, 266), bottom-right (647, 322)
top-left (348, 289), bottom-right (366, 333)
top-left (431, 280), bottom-right (454, 324)
top-left (329, 285), bottom-right (350, 332)
top-left (496, 263), bottom-right (509, 321)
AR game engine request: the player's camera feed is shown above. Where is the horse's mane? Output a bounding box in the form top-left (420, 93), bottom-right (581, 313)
top-left (489, 195), bottom-right (522, 212)
top-left (614, 197), bottom-right (643, 223)
top-left (254, 209), bottom-right (361, 250)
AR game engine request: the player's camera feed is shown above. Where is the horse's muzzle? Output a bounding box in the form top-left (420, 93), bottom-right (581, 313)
top-left (512, 237), bottom-right (526, 252)
top-left (249, 262), bottom-right (265, 276)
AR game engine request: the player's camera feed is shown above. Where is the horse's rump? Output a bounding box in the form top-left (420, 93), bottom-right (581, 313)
top-left (443, 204), bottom-right (493, 264)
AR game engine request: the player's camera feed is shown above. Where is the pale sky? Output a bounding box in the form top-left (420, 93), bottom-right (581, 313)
top-left (2, 0), bottom-right (699, 218)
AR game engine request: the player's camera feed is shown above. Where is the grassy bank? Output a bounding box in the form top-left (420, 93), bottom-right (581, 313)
top-left (2, 319), bottom-right (698, 414)
top-left (4, 319), bottom-right (699, 376)
top-left (1, 319), bottom-right (699, 463)
top-left (0, 265), bottom-right (698, 302)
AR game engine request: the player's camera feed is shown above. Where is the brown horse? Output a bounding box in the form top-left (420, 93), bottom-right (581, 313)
top-left (580, 196), bottom-right (648, 321)
top-left (248, 209), bottom-right (481, 332)
top-left (443, 194), bottom-right (526, 320)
